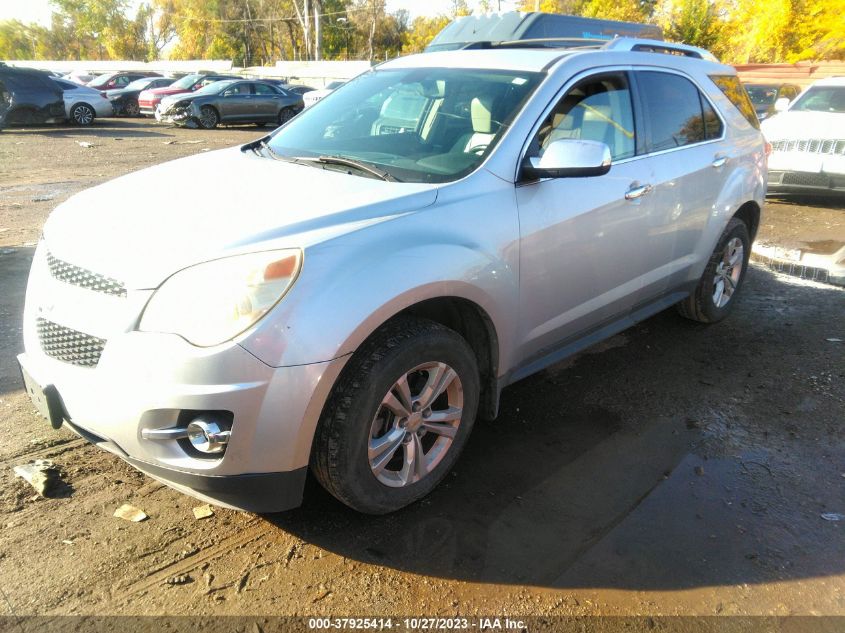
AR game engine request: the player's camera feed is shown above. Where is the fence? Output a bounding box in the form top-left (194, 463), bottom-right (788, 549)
top-left (735, 61), bottom-right (845, 87)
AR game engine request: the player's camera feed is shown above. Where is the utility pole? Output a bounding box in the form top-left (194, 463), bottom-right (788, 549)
top-left (534, 0), bottom-right (540, 10)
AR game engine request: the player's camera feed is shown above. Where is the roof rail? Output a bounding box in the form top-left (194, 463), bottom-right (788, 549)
top-left (603, 37), bottom-right (719, 62)
top-left (462, 37), bottom-right (608, 51)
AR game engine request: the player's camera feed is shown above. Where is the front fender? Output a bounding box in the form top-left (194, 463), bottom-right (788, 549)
top-left (238, 169), bottom-right (520, 373)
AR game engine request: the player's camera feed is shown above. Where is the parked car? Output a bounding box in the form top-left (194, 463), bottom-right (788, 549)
top-left (762, 77), bottom-right (845, 194)
top-left (426, 11), bottom-right (663, 52)
top-left (17, 39), bottom-right (766, 515)
top-left (108, 77), bottom-right (176, 116)
top-left (138, 73), bottom-right (242, 117)
top-left (156, 79), bottom-right (303, 129)
top-left (87, 71), bottom-right (161, 94)
top-left (64, 70), bottom-right (95, 85)
top-left (50, 78), bottom-right (114, 125)
top-left (743, 82), bottom-right (801, 120)
top-left (0, 66), bottom-right (65, 129)
top-left (268, 82), bottom-right (316, 95)
top-left (303, 80), bottom-right (345, 108)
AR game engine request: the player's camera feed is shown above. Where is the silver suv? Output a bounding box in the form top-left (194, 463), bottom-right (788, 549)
top-left (18, 39), bottom-right (766, 514)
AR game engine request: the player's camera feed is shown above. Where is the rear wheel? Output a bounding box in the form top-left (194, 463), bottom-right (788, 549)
top-left (198, 105), bottom-right (219, 129)
top-left (677, 217), bottom-right (750, 323)
top-left (311, 317), bottom-right (479, 514)
top-left (277, 107), bottom-right (295, 126)
top-left (71, 103), bottom-right (95, 126)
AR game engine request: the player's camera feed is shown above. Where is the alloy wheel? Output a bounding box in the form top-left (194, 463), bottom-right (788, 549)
top-left (73, 104), bottom-right (94, 125)
top-left (368, 362), bottom-right (464, 488)
top-left (712, 237), bottom-right (744, 308)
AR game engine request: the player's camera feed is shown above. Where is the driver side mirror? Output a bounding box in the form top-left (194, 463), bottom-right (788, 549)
top-left (774, 97), bottom-right (790, 112)
top-left (522, 139), bottom-right (612, 180)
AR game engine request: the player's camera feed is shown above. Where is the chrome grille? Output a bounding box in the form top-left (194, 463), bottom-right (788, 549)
top-left (36, 318), bottom-right (106, 368)
top-left (770, 139), bottom-right (845, 155)
top-left (47, 252), bottom-right (126, 297)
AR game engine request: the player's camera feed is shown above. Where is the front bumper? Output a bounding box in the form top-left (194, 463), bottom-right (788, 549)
top-left (766, 150), bottom-right (845, 194)
top-left (767, 170), bottom-right (845, 193)
top-left (138, 102), bottom-right (158, 116)
top-left (20, 244), bottom-right (347, 512)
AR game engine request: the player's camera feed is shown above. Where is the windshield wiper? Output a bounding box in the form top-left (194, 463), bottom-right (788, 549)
top-left (312, 155), bottom-right (399, 182)
top-left (245, 143), bottom-right (399, 182)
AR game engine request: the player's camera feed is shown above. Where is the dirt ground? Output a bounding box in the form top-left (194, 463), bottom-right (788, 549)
top-left (0, 119), bottom-right (844, 629)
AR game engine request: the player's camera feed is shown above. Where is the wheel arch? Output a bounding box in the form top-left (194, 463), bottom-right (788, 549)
top-left (732, 200), bottom-right (761, 242)
top-left (394, 296), bottom-right (501, 421)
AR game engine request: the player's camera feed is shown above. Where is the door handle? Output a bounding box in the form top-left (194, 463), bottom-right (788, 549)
top-left (625, 183), bottom-right (653, 200)
top-left (712, 156), bottom-right (728, 168)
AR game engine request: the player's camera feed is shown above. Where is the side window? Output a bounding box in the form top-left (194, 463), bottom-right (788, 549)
top-left (536, 72), bottom-right (636, 161)
top-left (709, 74), bottom-right (760, 129)
top-left (638, 71), bottom-right (717, 152)
top-left (701, 95), bottom-right (723, 140)
top-left (254, 83), bottom-right (276, 95)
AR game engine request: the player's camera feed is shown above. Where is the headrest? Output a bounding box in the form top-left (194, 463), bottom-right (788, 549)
top-left (471, 96), bottom-right (495, 134)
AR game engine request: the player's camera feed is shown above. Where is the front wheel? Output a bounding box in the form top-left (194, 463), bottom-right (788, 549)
top-left (311, 317), bottom-right (479, 514)
top-left (198, 105), bottom-right (219, 129)
top-left (71, 103), bottom-right (95, 126)
top-left (677, 217), bottom-right (751, 323)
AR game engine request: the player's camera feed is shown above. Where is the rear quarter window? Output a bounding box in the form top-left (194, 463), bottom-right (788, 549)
top-left (710, 75), bottom-right (760, 129)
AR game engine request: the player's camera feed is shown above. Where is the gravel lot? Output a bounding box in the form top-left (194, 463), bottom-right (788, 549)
top-left (0, 118), bottom-right (844, 628)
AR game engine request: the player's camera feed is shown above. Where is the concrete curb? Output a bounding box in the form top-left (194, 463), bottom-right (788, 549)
top-left (751, 243), bottom-right (845, 287)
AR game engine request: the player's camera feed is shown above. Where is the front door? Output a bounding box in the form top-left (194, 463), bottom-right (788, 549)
top-left (515, 70), bottom-right (657, 365)
top-left (219, 83), bottom-right (254, 122)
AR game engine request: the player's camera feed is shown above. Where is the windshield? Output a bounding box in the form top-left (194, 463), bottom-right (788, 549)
top-left (267, 67), bottom-right (543, 184)
top-left (126, 78), bottom-right (155, 91)
top-left (745, 85), bottom-right (779, 106)
top-left (88, 73), bottom-right (114, 88)
top-left (790, 86), bottom-right (845, 113)
top-left (171, 74), bottom-right (202, 90)
top-left (194, 80), bottom-right (232, 95)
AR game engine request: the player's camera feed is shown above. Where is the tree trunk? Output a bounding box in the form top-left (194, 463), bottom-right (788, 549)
top-left (313, 0), bottom-right (322, 61)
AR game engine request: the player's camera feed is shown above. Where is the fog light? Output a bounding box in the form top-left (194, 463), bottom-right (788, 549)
top-left (186, 417), bottom-right (231, 454)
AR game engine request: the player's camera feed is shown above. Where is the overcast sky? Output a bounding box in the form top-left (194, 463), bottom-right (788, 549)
top-left (0, 0), bottom-right (521, 26)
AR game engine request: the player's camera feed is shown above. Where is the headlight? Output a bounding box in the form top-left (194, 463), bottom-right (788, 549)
top-left (139, 249), bottom-right (302, 347)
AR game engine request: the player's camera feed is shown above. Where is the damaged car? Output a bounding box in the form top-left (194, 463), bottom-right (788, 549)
top-left (155, 79), bottom-right (303, 129)
top-left (0, 66), bottom-right (65, 130)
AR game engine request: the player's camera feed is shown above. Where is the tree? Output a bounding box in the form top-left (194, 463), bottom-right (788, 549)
top-left (653, 0), bottom-right (719, 50)
top-left (580, 0), bottom-right (648, 22)
top-left (402, 14), bottom-right (450, 54)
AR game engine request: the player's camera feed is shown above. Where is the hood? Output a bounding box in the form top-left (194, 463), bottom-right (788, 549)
top-left (43, 147), bottom-right (438, 289)
top-left (105, 87), bottom-right (139, 99)
top-left (142, 86), bottom-right (189, 99)
top-left (761, 111), bottom-right (845, 141)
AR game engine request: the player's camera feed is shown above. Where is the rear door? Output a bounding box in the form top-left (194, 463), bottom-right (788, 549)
top-left (252, 83), bottom-right (280, 121)
top-left (631, 69), bottom-right (730, 293)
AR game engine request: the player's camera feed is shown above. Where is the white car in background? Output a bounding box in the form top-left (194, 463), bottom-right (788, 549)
top-left (762, 77), bottom-right (845, 194)
top-left (303, 80), bottom-right (346, 108)
top-left (51, 78), bottom-right (114, 126)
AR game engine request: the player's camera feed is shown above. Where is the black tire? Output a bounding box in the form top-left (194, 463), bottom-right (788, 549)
top-left (71, 102), bottom-right (95, 126)
top-left (198, 105), bottom-right (219, 129)
top-left (311, 317), bottom-right (480, 514)
top-left (677, 217), bottom-right (751, 323)
top-left (124, 100), bottom-right (140, 117)
top-left (277, 107), bottom-right (295, 126)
